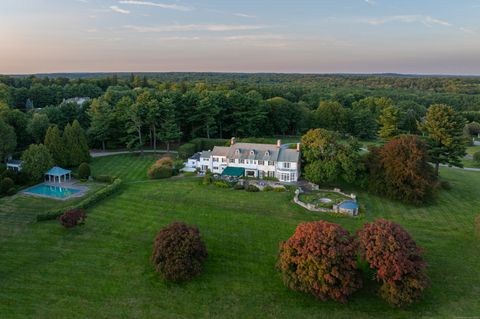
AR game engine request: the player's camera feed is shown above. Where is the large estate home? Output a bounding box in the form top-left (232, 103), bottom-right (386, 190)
top-left (185, 138), bottom-right (301, 182)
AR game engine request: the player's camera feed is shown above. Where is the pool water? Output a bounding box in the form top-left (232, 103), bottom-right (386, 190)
top-left (24, 184), bottom-right (81, 199)
top-left (338, 200), bottom-right (359, 210)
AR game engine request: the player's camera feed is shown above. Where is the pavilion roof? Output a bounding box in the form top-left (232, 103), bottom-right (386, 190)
top-left (45, 166), bottom-right (71, 176)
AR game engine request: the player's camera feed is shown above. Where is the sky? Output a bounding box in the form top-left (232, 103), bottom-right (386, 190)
top-left (1, 0), bottom-right (480, 74)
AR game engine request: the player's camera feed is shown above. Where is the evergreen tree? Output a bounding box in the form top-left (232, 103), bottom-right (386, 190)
top-left (28, 113), bottom-right (50, 144)
top-left (88, 98), bottom-right (112, 151)
top-left (419, 104), bottom-right (466, 176)
top-left (0, 119), bottom-right (17, 163)
top-left (64, 120), bottom-right (90, 166)
top-left (378, 103), bottom-right (399, 140)
top-left (158, 98), bottom-right (182, 152)
top-left (44, 125), bottom-right (67, 166)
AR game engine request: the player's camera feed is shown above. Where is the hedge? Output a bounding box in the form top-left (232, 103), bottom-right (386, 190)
top-left (36, 178), bottom-right (123, 222)
top-left (178, 143), bottom-right (196, 159)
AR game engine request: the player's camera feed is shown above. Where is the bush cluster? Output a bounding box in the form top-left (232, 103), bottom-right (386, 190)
top-left (474, 151), bottom-right (480, 163)
top-left (277, 221), bottom-right (362, 303)
top-left (245, 185), bottom-right (260, 192)
top-left (148, 157), bottom-right (174, 179)
top-left (151, 222), bottom-right (208, 282)
top-left (78, 162), bottom-right (91, 180)
top-left (0, 177), bottom-right (15, 196)
top-left (357, 219), bottom-right (429, 307)
top-left (178, 143), bottom-right (196, 159)
top-left (58, 208), bottom-right (87, 228)
top-left (213, 180), bottom-right (230, 188)
top-left (277, 219), bottom-right (428, 306)
top-left (93, 175), bottom-right (117, 183)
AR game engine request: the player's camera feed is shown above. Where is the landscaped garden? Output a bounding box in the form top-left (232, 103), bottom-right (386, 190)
top-left (0, 154), bottom-right (479, 318)
top-left (298, 190), bottom-right (351, 209)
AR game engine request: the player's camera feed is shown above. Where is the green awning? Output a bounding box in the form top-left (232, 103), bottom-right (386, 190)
top-left (221, 167), bottom-right (245, 177)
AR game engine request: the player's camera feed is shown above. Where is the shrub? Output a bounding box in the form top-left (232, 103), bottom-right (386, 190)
top-left (245, 185), bottom-right (259, 192)
top-left (213, 180), bottom-right (230, 188)
top-left (357, 219), bottom-right (428, 307)
top-left (263, 185), bottom-right (274, 192)
top-left (151, 222), bottom-right (208, 282)
top-left (0, 177), bottom-right (15, 195)
top-left (273, 187), bottom-right (285, 192)
top-left (474, 151), bottom-right (480, 163)
top-left (178, 143), bottom-right (196, 159)
top-left (233, 183), bottom-right (244, 190)
top-left (58, 208), bottom-right (87, 228)
top-left (148, 165), bottom-right (173, 179)
top-left (78, 162), bottom-right (91, 179)
top-left (277, 221), bottom-right (362, 303)
top-left (202, 171), bottom-right (213, 185)
top-left (93, 175), bottom-right (117, 183)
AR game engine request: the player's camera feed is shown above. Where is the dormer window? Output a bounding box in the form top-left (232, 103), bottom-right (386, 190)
top-left (250, 150), bottom-right (255, 156)
top-left (235, 149), bottom-right (240, 155)
top-left (265, 151), bottom-right (270, 156)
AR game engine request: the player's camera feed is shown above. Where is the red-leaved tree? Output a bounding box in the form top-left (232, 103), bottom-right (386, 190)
top-left (277, 221), bottom-right (362, 303)
top-left (151, 222), bottom-right (208, 282)
top-left (357, 219), bottom-right (429, 307)
top-left (58, 208), bottom-right (87, 228)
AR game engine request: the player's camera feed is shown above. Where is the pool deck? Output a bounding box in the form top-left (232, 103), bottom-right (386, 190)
top-left (21, 181), bottom-right (89, 201)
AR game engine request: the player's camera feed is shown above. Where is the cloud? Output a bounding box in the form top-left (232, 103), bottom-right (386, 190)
top-left (233, 13), bottom-right (256, 19)
top-left (459, 27), bottom-right (476, 34)
top-left (124, 24), bottom-right (267, 32)
top-left (118, 1), bottom-right (193, 11)
top-left (110, 6), bottom-right (130, 14)
top-left (364, 15), bottom-right (451, 27)
top-left (364, 0), bottom-right (376, 5)
top-left (223, 34), bottom-right (286, 41)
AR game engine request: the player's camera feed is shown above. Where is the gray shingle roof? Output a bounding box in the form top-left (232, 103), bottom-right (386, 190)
top-left (219, 143), bottom-right (300, 163)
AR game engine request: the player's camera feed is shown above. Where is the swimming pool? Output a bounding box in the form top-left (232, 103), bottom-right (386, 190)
top-left (23, 184), bottom-right (82, 200)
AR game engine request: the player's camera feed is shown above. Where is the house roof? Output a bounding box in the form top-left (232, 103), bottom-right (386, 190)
top-left (7, 160), bottom-right (22, 166)
top-left (221, 166), bottom-right (245, 177)
top-left (225, 143), bottom-right (300, 163)
top-left (189, 152), bottom-right (201, 161)
top-left (211, 146), bottom-right (230, 157)
top-left (200, 151), bottom-right (211, 159)
top-left (45, 166), bottom-right (71, 176)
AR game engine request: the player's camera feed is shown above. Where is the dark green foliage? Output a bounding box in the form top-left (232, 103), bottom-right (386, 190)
top-left (151, 222), bottom-right (208, 282)
top-left (28, 113), bottom-right (50, 144)
top-left (233, 183), bottom-right (244, 190)
top-left (78, 162), bottom-right (91, 179)
top-left (0, 177), bottom-right (14, 195)
top-left (93, 175), bottom-right (117, 183)
top-left (202, 171), bottom-right (213, 185)
top-left (21, 144), bottom-right (54, 181)
top-left (191, 138), bottom-right (229, 152)
top-left (58, 208), bottom-right (87, 228)
top-left (245, 185), bottom-right (259, 192)
top-left (0, 119), bottom-right (16, 162)
top-left (273, 187), bottom-right (285, 192)
top-left (475, 215), bottom-right (480, 239)
top-left (44, 125), bottom-right (67, 167)
top-left (64, 120), bottom-right (90, 167)
top-left (263, 185), bottom-right (274, 191)
top-left (213, 180), bottom-right (230, 188)
top-left (178, 143), bottom-right (196, 159)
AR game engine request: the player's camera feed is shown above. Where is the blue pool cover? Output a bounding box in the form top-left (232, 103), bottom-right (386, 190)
top-left (339, 200), bottom-right (358, 210)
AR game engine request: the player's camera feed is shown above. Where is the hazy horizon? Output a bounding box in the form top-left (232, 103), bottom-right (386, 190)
top-left (2, 0), bottom-right (480, 75)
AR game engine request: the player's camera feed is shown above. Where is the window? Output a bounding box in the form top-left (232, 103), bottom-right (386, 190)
top-left (268, 161), bottom-right (274, 166)
top-left (222, 158), bottom-right (226, 162)
top-left (250, 150), bottom-right (255, 155)
top-left (283, 162), bottom-right (290, 169)
top-left (265, 151), bottom-right (270, 156)
top-left (213, 167), bottom-right (218, 170)
top-left (235, 149), bottom-right (240, 155)
top-left (281, 173), bottom-right (290, 182)
top-left (240, 159), bottom-right (245, 164)
top-left (258, 160), bottom-right (264, 165)
top-left (229, 158), bottom-right (235, 163)
top-left (213, 158), bottom-right (219, 162)
top-left (290, 172), bottom-right (296, 181)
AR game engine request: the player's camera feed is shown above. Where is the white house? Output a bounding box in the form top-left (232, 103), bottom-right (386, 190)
top-left (6, 160), bottom-right (22, 172)
top-left (184, 138), bottom-right (301, 182)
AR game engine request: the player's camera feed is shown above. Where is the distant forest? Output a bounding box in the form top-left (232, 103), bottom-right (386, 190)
top-left (1, 73), bottom-right (480, 151)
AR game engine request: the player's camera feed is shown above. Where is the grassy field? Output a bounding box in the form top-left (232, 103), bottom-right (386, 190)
top-left (0, 182), bottom-right (105, 223)
top-left (0, 154), bottom-right (479, 318)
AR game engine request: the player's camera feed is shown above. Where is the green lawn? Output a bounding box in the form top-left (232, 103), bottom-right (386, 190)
top-left (0, 155), bottom-right (479, 318)
top-left (0, 182), bottom-right (105, 223)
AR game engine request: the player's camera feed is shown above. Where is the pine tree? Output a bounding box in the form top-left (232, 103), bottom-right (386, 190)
top-left (64, 120), bottom-right (90, 167)
top-left (419, 104), bottom-right (466, 176)
top-left (44, 125), bottom-right (67, 167)
top-left (378, 104), bottom-right (399, 140)
top-left (158, 98), bottom-right (182, 152)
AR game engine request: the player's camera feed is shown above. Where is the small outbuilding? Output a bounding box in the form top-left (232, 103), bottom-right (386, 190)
top-left (6, 160), bottom-right (22, 172)
top-left (45, 166), bottom-right (72, 184)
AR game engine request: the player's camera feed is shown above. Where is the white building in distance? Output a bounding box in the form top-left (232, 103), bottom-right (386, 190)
top-left (184, 138), bottom-right (301, 182)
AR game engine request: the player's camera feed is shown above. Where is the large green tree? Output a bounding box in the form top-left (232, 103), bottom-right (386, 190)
top-left (0, 119), bottom-right (17, 163)
top-left (419, 104), bottom-right (466, 176)
top-left (44, 125), bottom-right (67, 167)
top-left (315, 101), bottom-right (348, 133)
top-left (21, 144), bottom-right (54, 181)
top-left (378, 102), bottom-right (399, 140)
top-left (64, 120), bottom-right (90, 166)
top-left (28, 113), bottom-right (50, 144)
top-left (88, 98), bottom-right (113, 151)
top-left (158, 98), bottom-right (182, 152)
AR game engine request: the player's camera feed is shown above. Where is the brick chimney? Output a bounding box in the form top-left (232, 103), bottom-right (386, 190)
top-left (276, 139), bottom-right (281, 148)
top-left (230, 137), bottom-right (236, 145)
top-left (296, 143), bottom-right (300, 152)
